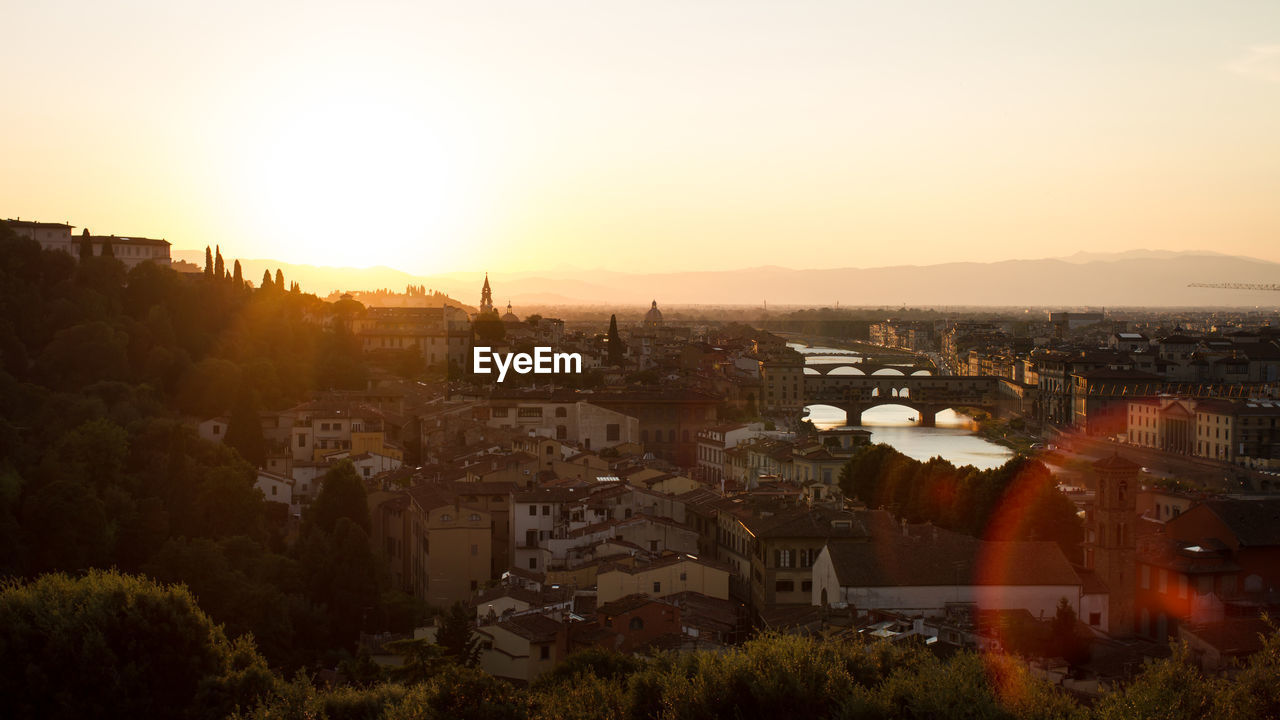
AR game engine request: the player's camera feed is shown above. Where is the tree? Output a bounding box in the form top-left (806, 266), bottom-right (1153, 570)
top-left (261, 270), bottom-right (273, 290)
top-left (274, 269), bottom-right (284, 288)
top-left (0, 570), bottom-right (277, 720)
top-left (204, 245), bottom-right (213, 277)
top-left (214, 245), bottom-right (225, 279)
top-left (1049, 598), bottom-right (1091, 669)
top-left (224, 385), bottom-right (266, 468)
top-left (306, 460), bottom-right (370, 536)
top-left (473, 312), bottom-right (505, 345)
top-left (606, 314), bottom-right (625, 365)
top-left (232, 259), bottom-right (243, 286)
top-left (436, 601), bottom-right (481, 667)
top-left (101, 237), bottom-right (114, 258)
top-left (79, 229), bottom-right (93, 261)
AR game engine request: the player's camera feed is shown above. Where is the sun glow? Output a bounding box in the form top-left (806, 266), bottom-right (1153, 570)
top-left (226, 71), bottom-right (497, 273)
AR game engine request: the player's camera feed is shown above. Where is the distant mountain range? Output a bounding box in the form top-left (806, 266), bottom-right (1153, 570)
top-left (173, 249), bottom-right (1280, 308)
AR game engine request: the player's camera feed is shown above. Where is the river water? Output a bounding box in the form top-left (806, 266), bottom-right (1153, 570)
top-left (790, 342), bottom-right (1014, 470)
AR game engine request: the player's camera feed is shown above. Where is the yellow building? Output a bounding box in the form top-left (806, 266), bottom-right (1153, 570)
top-left (596, 555), bottom-right (730, 604)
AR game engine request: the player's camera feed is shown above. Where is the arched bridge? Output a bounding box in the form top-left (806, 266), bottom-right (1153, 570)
top-left (804, 374), bottom-right (999, 427)
top-left (803, 360), bottom-right (936, 377)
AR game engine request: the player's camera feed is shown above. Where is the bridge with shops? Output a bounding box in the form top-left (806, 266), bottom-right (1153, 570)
top-left (803, 374), bottom-right (1000, 426)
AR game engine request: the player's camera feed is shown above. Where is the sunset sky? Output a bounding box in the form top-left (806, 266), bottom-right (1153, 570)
top-left (4, 1), bottom-right (1279, 274)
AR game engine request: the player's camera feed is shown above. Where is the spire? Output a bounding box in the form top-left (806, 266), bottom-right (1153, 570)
top-left (479, 272), bottom-right (494, 314)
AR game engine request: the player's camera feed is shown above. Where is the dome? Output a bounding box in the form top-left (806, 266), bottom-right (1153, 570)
top-left (644, 300), bottom-right (663, 326)
top-left (502, 301), bottom-right (520, 323)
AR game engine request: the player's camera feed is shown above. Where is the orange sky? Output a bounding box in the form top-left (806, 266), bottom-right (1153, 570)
top-left (4, 1), bottom-right (1279, 274)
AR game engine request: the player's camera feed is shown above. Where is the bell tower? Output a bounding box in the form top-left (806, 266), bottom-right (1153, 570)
top-left (1089, 454), bottom-right (1138, 636)
top-left (479, 273), bottom-right (494, 315)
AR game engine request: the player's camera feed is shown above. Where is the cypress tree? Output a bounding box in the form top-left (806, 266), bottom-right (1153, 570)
top-left (204, 245), bottom-right (213, 277)
top-left (214, 245), bottom-right (224, 279)
top-left (274, 269), bottom-right (284, 288)
top-left (101, 238), bottom-right (114, 258)
top-left (79, 229), bottom-right (93, 260)
top-left (232, 259), bottom-right (243, 286)
top-left (607, 314), bottom-right (625, 365)
top-left (261, 270), bottom-right (273, 290)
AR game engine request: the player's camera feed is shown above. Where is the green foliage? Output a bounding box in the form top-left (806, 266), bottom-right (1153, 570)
top-left (0, 569), bottom-right (276, 720)
top-left (225, 384), bottom-right (267, 467)
top-left (1093, 644), bottom-right (1216, 720)
top-left (606, 314), bottom-right (625, 365)
top-left (384, 666), bottom-right (527, 720)
top-left (839, 444), bottom-right (1083, 556)
top-left (307, 460), bottom-right (372, 536)
top-left (437, 601), bottom-right (482, 667)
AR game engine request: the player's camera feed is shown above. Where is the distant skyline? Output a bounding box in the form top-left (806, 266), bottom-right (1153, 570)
top-left (4, 1), bottom-right (1279, 274)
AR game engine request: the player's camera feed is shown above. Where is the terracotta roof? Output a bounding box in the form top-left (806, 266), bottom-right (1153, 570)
top-left (824, 529), bottom-right (1081, 588)
top-left (597, 593), bottom-right (658, 616)
top-left (1186, 499), bottom-right (1280, 547)
top-left (493, 613), bottom-right (563, 642)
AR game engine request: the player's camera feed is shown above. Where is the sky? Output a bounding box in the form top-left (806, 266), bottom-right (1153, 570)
top-left (3, 1), bottom-right (1279, 275)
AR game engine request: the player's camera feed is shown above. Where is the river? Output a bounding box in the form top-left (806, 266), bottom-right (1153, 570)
top-left (790, 342), bottom-right (1015, 470)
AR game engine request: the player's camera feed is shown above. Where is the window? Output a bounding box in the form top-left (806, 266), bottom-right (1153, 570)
top-left (441, 514), bottom-right (452, 522)
top-left (213, 425), bottom-right (221, 435)
top-left (528, 505), bottom-right (537, 516)
top-left (775, 549), bottom-right (794, 568)
top-left (363, 467), bottom-right (370, 477)
top-left (270, 485), bottom-right (277, 496)
top-left (775, 580), bottom-right (795, 593)
top-left (529, 557), bottom-right (537, 569)
top-left (542, 505), bottom-right (550, 516)
top-left (297, 434), bottom-right (306, 448)
top-left (540, 645), bottom-right (550, 660)
top-left (518, 407), bottom-right (543, 418)
top-left (492, 408), bottom-right (509, 418)
top-left (649, 540), bottom-right (659, 551)
top-left (469, 514), bottom-right (481, 522)
top-left (321, 423), bottom-right (330, 431)
top-left (555, 407), bottom-right (567, 418)
top-left (652, 581), bottom-right (661, 593)
top-left (546, 445), bottom-right (554, 455)
top-left (556, 425), bottom-right (567, 440)
top-left (801, 580), bottom-right (812, 592)
top-left (1088, 612), bottom-right (1101, 626)
top-left (607, 424), bottom-right (620, 441)
top-left (525, 530), bottom-right (537, 547)
top-left (629, 617), bottom-right (645, 631)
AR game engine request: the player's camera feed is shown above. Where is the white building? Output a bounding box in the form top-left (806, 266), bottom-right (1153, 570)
top-left (812, 530), bottom-right (1084, 620)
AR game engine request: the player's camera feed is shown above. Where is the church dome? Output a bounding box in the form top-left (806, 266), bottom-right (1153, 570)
top-left (502, 301), bottom-right (520, 323)
top-left (644, 300), bottom-right (663, 326)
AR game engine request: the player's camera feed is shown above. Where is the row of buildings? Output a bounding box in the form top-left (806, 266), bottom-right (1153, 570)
top-left (5, 217), bottom-right (172, 268)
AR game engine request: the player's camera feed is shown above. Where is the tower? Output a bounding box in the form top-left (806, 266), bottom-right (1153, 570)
top-left (479, 273), bottom-right (493, 315)
top-left (1089, 454), bottom-right (1138, 636)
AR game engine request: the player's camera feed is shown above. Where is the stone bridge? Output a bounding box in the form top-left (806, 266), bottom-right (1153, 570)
top-left (803, 374), bottom-right (999, 427)
top-left (802, 360), bottom-right (936, 377)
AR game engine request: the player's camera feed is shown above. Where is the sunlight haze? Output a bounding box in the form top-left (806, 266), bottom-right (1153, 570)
top-left (4, 0), bottom-right (1279, 274)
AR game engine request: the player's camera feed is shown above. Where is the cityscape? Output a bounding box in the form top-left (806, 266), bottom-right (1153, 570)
top-left (4, 2), bottom-right (1280, 719)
